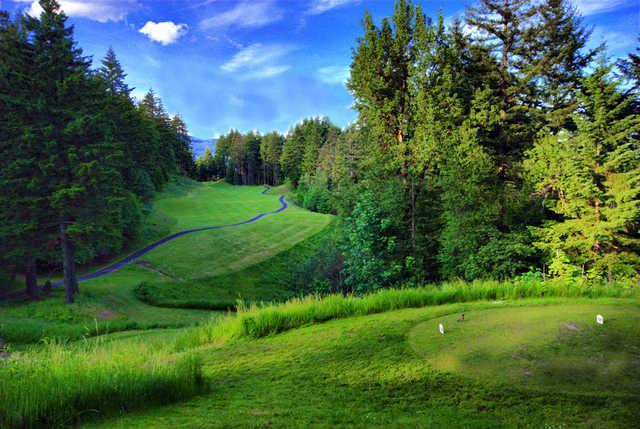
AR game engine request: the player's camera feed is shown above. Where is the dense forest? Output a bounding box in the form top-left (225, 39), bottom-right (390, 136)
top-left (198, 0), bottom-right (640, 292)
top-left (2, 0), bottom-right (639, 304)
top-left (0, 0), bottom-right (194, 303)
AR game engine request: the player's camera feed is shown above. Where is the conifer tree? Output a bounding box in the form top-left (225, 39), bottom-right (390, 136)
top-left (525, 65), bottom-right (640, 280)
top-left (280, 122), bottom-right (307, 186)
top-left (26, 0), bottom-right (131, 303)
top-left (260, 131), bottom-right (284, 185)
top-left (171, 115), bottom-right (195, 176)
top-left (528, 0), bottom-right (597, 130)
top-left (99, 47), bottom-right (130, 95)
top-left (618, 38), bottom-right (640, 94)
top-left (195, 146), bottom-right (215, 180)
top-left (465, 0), bottom-right (541, 164)
top-left (348, 0), bottom-right (422, 254)
top-left (0, 11), bottom-right (44, 299)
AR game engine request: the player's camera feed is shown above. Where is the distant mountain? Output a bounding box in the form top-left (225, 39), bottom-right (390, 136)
top-left (190, 137), bottom-right (217, 158)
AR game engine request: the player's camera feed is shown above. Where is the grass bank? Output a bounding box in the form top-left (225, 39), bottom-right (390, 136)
top-left (89, 299), bottom-right (640, 429)
top-left (182, 278), bottom-right (639, 346)
top-left (135, 222), bottom-right (339, 310)
top-left (0, 335), bottom-right (204, 428)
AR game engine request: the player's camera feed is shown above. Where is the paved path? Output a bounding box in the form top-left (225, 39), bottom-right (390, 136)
top-left (2, 187), bottom-right (287, 297)
top-left (51, 189), bottom-right (286, 287)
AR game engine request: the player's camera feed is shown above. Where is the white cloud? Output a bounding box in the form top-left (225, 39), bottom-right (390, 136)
top-left (242, 65), bottom-right (290, 79)
top-left (221, 44), bottom-right (290, 72)
top-left (221, 43), bottom-right (292, 80)
top-left (589, 28), bottom-right (635, 56)
top-left (317, 65), bottom-right (350, 85)
top-left (20, 0), bottom-right (137, 22)
top-left (143, 54), bottom-right (160, 68)
top-left (200, 1), bottom-right (282, 29)
top-left (227, 94), bottom-right (246, 108)
top-left (572, 0), bottom-right (628, 16)
top-left (139, 21), bottom-right (188, 45)
top-left (308, 0), bottom-right (358, 15)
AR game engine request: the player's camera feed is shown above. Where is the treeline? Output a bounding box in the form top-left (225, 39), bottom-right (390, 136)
top-left (205, 0), bottom-right (640, 291)
top-left (194, 117), bottom-right (340, 191)
top-left (0, 0), bottom-right (194, 302)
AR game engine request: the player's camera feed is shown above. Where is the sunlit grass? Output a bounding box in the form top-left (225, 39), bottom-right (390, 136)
top-left (0, 335), bottom-right (204, 428)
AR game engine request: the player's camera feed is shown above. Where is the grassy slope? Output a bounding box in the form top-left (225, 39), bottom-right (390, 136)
top-left (136, 223), bottom-right (336, 309)
top-left (0, 179), bottom-right (331, 344)
top-left (86, 299), bottom-right (640, 429)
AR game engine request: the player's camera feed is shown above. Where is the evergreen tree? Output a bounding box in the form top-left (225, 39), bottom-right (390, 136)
top-left (243, 131), bottom-right (263, 185)
top-left (195, 146), bottom-right (215, 180)
top-left (260, 131), bottom-right (284, 185)
top-left (98, 49), bottom-right (155, 202)
top-left (465, 0), bottom-right (540, 167)
top-left (139, 89), bottom-right (176, 185)
top-left (280, 122), bottom-right (307, 186)
top-left (528, 0), bottom-right (597, 130)
top-left (26, 0), bottom-right (132, 303)
top-left (0, 11), bottom-right (44, 299)
top-left (99, 47), bottom-right (130, 95)
top-left (171, 115), bottom-right (195, 176)
top-left (618, 37), bottom-right (640, 94)
top-left (348, 0), bottom-right (422, 255)
top-left (525, 65), bottom-right (640, 280)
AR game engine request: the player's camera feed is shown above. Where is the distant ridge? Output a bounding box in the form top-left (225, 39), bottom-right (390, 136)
top-left (190, 137), bottom-right (217, 158)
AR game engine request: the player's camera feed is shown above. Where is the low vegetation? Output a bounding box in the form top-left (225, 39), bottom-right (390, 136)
top-left (0, 335), bottom-right (204, 428)
top-left (180, 278), bottom-right (639, 346)
top-left (88, 299), bottom-right (639, 428)
top-left (135, 222), bottom-right (340, 310)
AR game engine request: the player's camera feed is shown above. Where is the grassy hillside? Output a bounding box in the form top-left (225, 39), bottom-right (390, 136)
top-left (135, 222), bottom-right (338, 309)
top-left (0, 178), bottom-right (332, 344)
top-left (3, 179), bottom-right (638, 428)
top-left (81, 298), bottom-right (639, 429)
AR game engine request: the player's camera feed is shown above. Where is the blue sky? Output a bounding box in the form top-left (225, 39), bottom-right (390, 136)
top-left (2, 0), bottom-right (638, 138)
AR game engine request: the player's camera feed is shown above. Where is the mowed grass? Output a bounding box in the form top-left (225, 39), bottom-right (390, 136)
top-left (141, 200), bottom-right (331, 280)
top-left (408, 304), bottom-right (640, 395)
top-left (85, 299), bottom-right (640, 429)
top-left (0, 179), bottom-right (331, 345)
top-left (136, 223), bottom-right (337, 310)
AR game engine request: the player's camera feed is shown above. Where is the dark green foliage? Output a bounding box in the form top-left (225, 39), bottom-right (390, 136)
top-left (260, 131), bottom-right (284, 185)
top-left (295, 173), bottom-right (333, 213)
top-left (528, 0), bottom-right (597, 130)
top-left (281, 117), bottom-right (339, 187)
top-left (209, 129), bottom-right (266, 185)
top-left (194, 146), bottom-right (215, 181)
top-left (0, 0), bottom-right (193, 301)
top-left (341, 188), bottom-right (408, 293)
top-left (618, 37), bottom-right (640, 94)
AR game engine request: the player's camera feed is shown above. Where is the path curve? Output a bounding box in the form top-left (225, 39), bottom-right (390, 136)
top-left (46, 188), bottom-right (287, 287)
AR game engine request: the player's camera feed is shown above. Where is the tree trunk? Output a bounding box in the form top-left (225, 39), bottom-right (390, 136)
top-left (410, 178), bottom-right (417, 254)
top-left (60, 224), bottom-right (77, 304)
top-left (24, 256), bottom-right (39, 300)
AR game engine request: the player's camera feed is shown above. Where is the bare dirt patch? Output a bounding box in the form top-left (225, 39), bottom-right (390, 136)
top-left (134, 260), bottom-right (176, 279)
top-left (99, 309), bottom-right (118, 319)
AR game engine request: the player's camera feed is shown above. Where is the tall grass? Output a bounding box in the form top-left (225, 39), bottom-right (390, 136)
top-left (0, 337), bottom-right (204, 428)
top-left (181, 278), bottom-right (640, 347)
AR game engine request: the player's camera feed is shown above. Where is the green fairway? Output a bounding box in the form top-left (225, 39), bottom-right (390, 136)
top-left (408, 303), bottom-right (640, 395)
top-left (0, 179), bottom-right (332, 344)
top-left (84, 299), bottom-right (640, 429)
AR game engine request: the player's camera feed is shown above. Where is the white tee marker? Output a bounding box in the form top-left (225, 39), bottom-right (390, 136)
top-left (439, 323), bottom-right (445, 335)
top-left (596, 314), bottom-right (604, 325)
